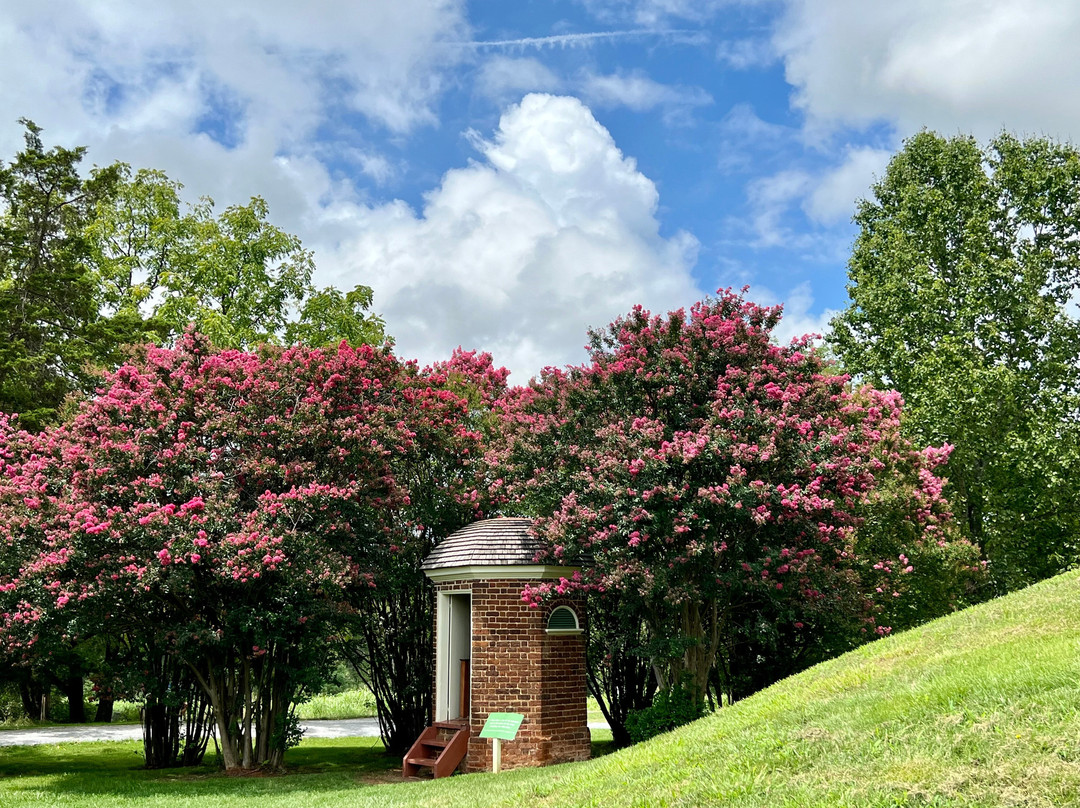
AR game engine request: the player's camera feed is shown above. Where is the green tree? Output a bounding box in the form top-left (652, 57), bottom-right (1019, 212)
top-left (87, 165), bottom-right (385, 350)
top-left (0, 119), bottom-right (124, 430)
top-left (829, 130), bottom-right (1080, 592)
top-left (0, 122), bottom-right (387, 433)
top-left (284, 285), bottom-right (386, 348)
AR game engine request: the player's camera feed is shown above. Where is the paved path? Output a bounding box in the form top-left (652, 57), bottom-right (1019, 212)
top-left (0, 717), bottom-right (610, 748)
top-left (0, 717), bottom-right (382, 747)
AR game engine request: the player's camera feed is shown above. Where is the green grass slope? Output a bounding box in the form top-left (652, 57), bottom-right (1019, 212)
top-left (3, 569), bottom-right (1079, 807)
top-left (387, 569), bottom-right (1080, 807)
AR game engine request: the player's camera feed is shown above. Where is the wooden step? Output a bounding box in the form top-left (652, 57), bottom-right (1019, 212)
top-left (403, 723), bottom-right (471, 779)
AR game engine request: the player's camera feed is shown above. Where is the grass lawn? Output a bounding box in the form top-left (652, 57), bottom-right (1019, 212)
top-left (295, 689), bottom-right (378, 720)
top-left (0, 732), bottom-right (617, 808)
top-left (3, 569), bottom-right (1080, 806)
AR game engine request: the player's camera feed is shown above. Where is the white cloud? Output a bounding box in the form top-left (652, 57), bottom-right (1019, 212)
top-left (774, 0), bottom-right (1080, 140)
top-left (717, 103), bottom-right (793, 172)
top-left (753, 281), bottom-right (838, 344)
top-left (325, 94), bottom-right (702, 380)
top-left (581, 0), bottom-right (742, 26)
top-left (726, 155), bottom-right (868, 262)
top-left (0, 0), bottom-right (469, 160)
top-left (802, 146), bottom-right (891, 224)
top-left (580, 70), bottom-right (713, 122)
top-left (466, 30), bottom-right (678, 50)
top-left (742, 169), bottom-right (813, 247)
top-left (716, 38), bottom-right (776, 69)
top-left (0, 0), bottom-right (472, 285)
top-left (475, 56), bottom-right (562, 101)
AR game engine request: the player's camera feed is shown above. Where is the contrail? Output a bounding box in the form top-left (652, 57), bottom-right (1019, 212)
top-left (461, 30), bottom-right (695, 50)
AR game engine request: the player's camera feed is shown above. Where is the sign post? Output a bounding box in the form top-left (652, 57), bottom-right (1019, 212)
top-left (478, 712), bottom-right (524, 774)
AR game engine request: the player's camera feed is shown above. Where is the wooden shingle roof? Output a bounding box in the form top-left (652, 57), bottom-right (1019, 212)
top-left (421, 517), bottom-right (542, 570)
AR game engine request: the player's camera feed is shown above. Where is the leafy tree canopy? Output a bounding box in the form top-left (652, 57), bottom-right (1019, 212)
top-left (829, 130), bottom-right (1080, 591)
top-left (0, 121), bottom-right (385, 430)
top-left (0, 120), bottom-right (123, 430)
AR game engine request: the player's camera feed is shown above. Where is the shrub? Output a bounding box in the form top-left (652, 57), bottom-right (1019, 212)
top-left (625, 682), bottom-right (705, 744)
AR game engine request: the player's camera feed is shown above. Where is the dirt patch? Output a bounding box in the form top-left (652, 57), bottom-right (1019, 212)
top-left (358, 767), bottom-right (416, 785)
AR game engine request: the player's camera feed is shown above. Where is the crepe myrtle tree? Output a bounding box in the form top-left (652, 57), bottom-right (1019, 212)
top-left (498, 290), bottom-right (974, 711)
top-left (0, 334), bottom-right (499, 770)
top-left (335, 348), bottom-right (508, 756)
top-left (0, 415), bottom-right (97, 723)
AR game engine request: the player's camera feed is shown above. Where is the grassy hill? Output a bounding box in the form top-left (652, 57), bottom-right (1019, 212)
top-left (3, 569), bottom-right (1079, 807)
top-left (388, 568), bottom-right (1080, 807)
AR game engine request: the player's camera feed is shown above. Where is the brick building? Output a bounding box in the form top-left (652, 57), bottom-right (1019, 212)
top-left (410, 517), bottom-right (591, 775)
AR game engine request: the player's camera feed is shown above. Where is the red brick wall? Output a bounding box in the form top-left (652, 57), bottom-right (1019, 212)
top-left (433, 577), bottom-right (589, 773)
top-left (539, 623), bottom-right (591, 765)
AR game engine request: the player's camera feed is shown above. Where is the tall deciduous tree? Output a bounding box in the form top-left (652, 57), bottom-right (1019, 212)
top-left (0, 120), bottom-right (124, 430)
top-left (87, 164), bottom-right (385, 351)
top-left (829, 131), bottom-right (1080, 591)
top-left (0, 123), bottom-right (386, 434)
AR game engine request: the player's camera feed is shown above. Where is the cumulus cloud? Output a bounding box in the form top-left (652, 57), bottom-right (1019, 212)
top-left (772, 282), bottom-right (838, 343)
top-left (774, 0), bottom-right (1080, 140)
top-left (326, 94), bottom-right (702, 380)
top-left (0, 0), bottom-right (474, 296)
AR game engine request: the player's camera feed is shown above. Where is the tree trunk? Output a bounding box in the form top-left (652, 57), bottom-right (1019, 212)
top-left (18, 677), bottom-right (47, 720)
top-left (60, 675), bottom-right (86, 723)
top-left (142, 701), bottom-right (181, 768)
top-left (94, 696), bottom-right (114, 723)
top-left (674, 599), bottom-right (724, 707)
top-left (585, 593), bottom-right (657, 748)
top-left (206, 675), bottom-right (239, 771)
top-left (139, 654), bottom-right (213, 768)
top-left (241, 656), bottom-right (253, 769)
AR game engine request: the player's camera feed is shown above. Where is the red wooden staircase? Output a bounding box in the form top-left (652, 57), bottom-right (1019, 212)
top-left (402, 721), bottom-right (470, 779)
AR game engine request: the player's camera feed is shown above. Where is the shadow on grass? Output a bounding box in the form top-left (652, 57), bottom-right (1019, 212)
top-left (589, 733), bottom-right (617, 760)
top-left (0, 737), bottom-right (399, 802)
top-left (1, 730), bottom-right (618, 804)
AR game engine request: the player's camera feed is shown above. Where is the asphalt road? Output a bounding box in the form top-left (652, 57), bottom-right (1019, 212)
top-left (0, 717), bottom-right (382, 747)
top-left (0, 717), bottom-right (610, 747)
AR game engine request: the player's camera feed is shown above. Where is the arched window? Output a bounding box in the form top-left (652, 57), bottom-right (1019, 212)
top-left (546, 605), bottom-right (582, 634)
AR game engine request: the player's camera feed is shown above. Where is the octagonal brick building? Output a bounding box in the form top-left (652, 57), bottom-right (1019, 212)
top-left (419, 517), bottom-right (590, 773)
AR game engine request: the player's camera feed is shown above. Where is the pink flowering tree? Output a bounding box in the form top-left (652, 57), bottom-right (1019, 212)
top-left (0, 416), bottom-right (98, 724)
top-left (335, 347), bottom-right (507, 756)
top-left (498, 290), bottom-right (978, 728)
top-left (0, 334), bottom-right (502, 769)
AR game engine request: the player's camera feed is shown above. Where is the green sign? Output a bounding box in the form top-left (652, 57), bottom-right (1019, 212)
top-left (479, 712), bottom-right (524, 740)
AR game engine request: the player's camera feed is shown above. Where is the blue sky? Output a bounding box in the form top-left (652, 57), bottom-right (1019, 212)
top-left (3, 0), bottom-right (1078, 381)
